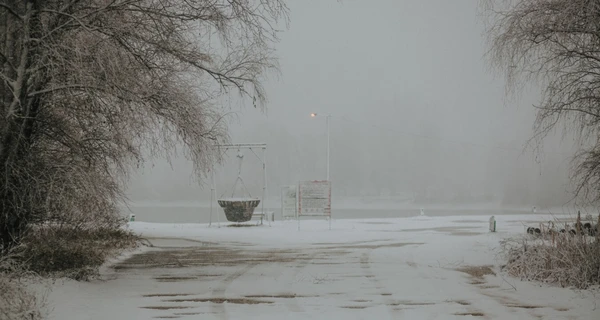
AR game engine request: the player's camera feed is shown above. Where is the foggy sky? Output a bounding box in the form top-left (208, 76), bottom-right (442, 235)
top-left (127, 0), bottom-right (576, 208)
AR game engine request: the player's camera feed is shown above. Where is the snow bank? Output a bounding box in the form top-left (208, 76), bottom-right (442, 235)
top-left (43, 213), bottom-right (599, 320)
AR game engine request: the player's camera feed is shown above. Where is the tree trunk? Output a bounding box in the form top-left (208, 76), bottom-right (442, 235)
top-left (0, 1), bottom-right (40, 249)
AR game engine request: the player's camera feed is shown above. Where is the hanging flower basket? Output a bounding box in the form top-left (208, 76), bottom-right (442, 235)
top-left (218, 198), bottom-right (260, 222)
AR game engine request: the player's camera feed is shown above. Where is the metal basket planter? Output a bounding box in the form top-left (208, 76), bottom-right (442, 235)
top-left (218, 198), bottom-right (260, 222)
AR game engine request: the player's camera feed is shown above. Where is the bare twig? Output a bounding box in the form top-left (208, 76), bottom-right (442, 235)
top-left (0, 0), bottom-right (289, 249)
top-left (483, 0), bottom-right (600, 204)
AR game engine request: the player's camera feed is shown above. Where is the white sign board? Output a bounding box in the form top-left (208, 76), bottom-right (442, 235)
top-left (281, 185), bottom-right (297, 218)
top-left (298, 180), bottom-right (331, 216)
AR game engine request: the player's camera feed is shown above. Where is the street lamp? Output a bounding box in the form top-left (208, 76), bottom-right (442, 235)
top-left (310, 113), bottom-right (331, 181)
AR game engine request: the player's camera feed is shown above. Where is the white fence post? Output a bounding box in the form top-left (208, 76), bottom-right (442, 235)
top-left (489, 216), bottom-right (496, 232)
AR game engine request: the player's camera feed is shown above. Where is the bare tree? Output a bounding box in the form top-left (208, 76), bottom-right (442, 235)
top-left (0, 0), bottom-right (288, 249)
top-left (483, 0), bottom-right (600, 203)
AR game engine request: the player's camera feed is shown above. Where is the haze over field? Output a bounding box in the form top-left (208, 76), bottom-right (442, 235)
top-left (126, 0), bottom-right (577, 209)
top-left (5, 1), bottom-right (599, 319)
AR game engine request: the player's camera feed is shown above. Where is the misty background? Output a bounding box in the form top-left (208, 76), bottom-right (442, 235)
top-left (125, 0), bottom-right (577, 213)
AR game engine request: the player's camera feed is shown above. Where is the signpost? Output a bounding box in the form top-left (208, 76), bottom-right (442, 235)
top-left (281, 185), bottom-right (297, 219)
top-left (489, 216), bottom-right (496, 232)
top-left (297, 180), bottom-right (332, 230)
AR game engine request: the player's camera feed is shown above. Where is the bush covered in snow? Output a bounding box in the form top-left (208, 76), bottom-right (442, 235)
top-left (0, 223), bottom-right (138, 319)
top-left (0, 276), bottom-right (43, 320)
top-left (503, 215), bottom-right (600, 289)
top-left (14, 225), bottom-right (138, 281)
top-left (0, 255), bottom-right (45, 320)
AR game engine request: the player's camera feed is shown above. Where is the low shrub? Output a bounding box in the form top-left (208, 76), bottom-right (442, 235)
top-left (503, 214), bottom-right (600, 289)
top-left (0, 255), bottom-right (45, 320)
top-left (14, 225), bottom-right (139, 280)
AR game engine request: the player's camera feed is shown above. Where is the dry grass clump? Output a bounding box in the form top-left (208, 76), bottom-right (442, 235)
top-left (456, 265), bottom-right (496, 279)
top-left (14, 225), bottom-right (139, 280)
top-left (0, 276), bottom-right (44, 320)
top-left (0, 255), bottom-right (45, 320)
top-left (503, 214), bottom-right (600, 289)
top-left (0, 222), bottom-right (138, 320)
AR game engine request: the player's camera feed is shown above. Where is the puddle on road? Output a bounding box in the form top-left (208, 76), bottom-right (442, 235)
top-left (141, 306), bottom-right (193, 310)
top-left (154, 276), bottom-right (198, 282)
top-left (120, 238), bottom-right (428, 318)
top-left (143, 293), bottom-right (196, 298)
top-left (165, 297), bottom-right (274, 305)
top-left (115, 247), bottom-right (304, 270)
top-left (388, 301), bottom-right (436, 306)
top-left (245, 294), bottom-right (314, 299)
top-left (479, 290), bottom-right (551, 312)
top-left (454, 312), bottom-right (485, 317)
top-left (449, 300), bottom-right (471, 306)
top-left (325, 242), bottom-right (424, 250)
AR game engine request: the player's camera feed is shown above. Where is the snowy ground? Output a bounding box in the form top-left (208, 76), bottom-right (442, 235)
top-left (44, 214), bottom-right (599, 320)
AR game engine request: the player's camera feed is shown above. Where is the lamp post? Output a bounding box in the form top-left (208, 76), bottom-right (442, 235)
top-left (310, 113), bottom-right (331, 181)
top-left (310, 112), bottom-right (333, 230)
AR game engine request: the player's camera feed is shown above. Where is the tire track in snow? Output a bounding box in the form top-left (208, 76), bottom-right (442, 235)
top-left (284, 250), bottom-right (323, 313)
top-left (210, 249), bottom-right (315, 317)
top-left (210, 263), bottom-right (257, 319)
top-left (360, 251), bottom-right (398, 317)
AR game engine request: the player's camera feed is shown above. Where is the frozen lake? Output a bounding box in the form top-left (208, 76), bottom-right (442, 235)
top-left (123, 203), bottom-right (541, 224)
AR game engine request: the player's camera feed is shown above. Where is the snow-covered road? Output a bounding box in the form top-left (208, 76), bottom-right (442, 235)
top-left (45, 214), bottom-right (599, 320)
